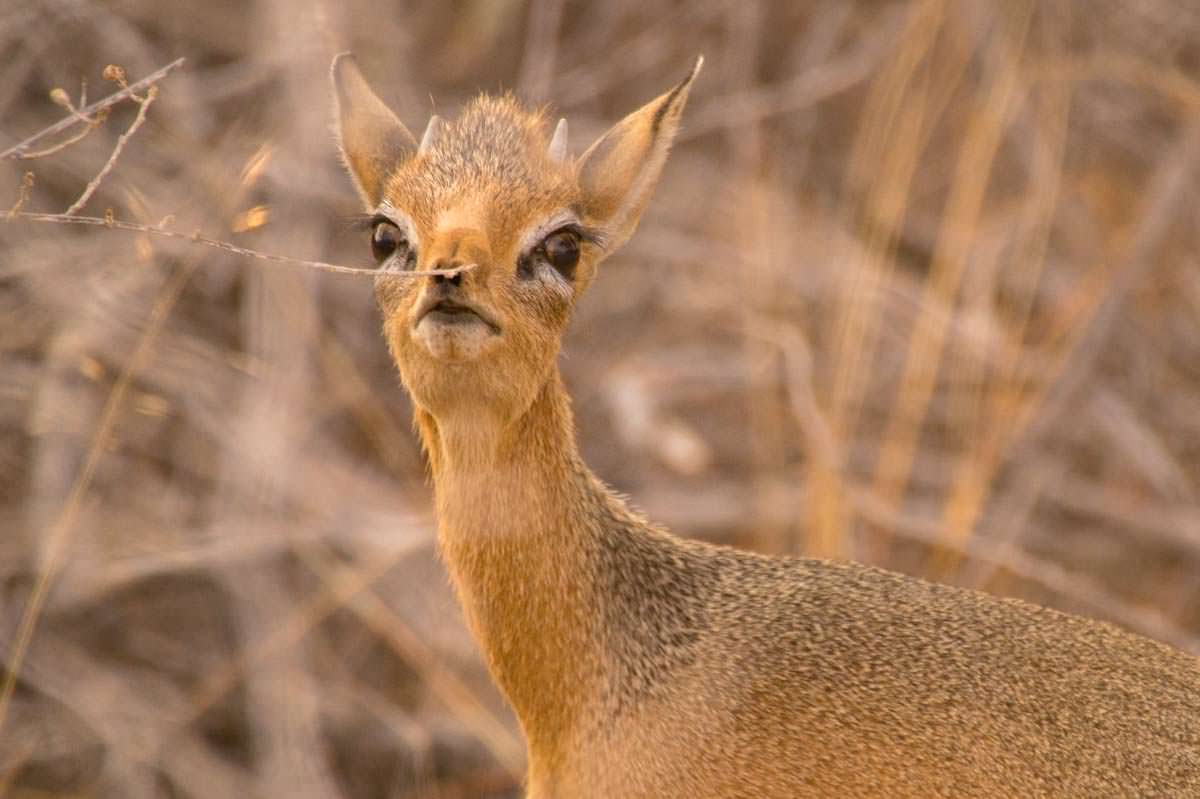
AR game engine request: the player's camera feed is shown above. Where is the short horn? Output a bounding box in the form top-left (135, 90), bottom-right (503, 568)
top-left (418, 115), bottom-right (442, 156)
top-left (548, 118), bottom-right (568, 162)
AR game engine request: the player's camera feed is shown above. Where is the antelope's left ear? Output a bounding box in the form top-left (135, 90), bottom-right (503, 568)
top-left (576, 56), bottom-right (703, 253)
top-left (331, 53), bottom-right (416, 208)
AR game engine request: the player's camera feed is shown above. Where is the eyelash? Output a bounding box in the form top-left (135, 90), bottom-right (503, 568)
top-left (347, 213), bottom-right (379, 232)
top-left (354, 216), bottom-right (601, 273)
top-left (556, 223), bottom-right (603, 248)
top-left (515, 223), bottom-right (596, 283)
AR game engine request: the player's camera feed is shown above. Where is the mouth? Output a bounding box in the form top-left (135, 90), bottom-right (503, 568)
top-left (415, 297), bottom-right (501, 334)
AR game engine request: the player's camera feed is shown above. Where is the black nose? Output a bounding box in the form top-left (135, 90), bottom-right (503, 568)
top-left (432, 258), bottom-right (464, 286)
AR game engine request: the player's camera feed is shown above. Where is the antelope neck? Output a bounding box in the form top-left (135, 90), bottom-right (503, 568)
top-left (416, 369), bottom-right (603, 759)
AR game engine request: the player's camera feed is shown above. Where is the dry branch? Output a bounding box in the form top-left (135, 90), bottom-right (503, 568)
top-left (63, 85), bottom-right (158, 216)
top-left (15, 90), bottom-right (108, 161)
top-left (1, 57), bottom-right (185, 161)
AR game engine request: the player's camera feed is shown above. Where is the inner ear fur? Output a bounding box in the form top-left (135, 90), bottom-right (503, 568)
top-left (331, 53), bottom-right (416, 208)
top-left (576, 56), bottom-right (703, 253)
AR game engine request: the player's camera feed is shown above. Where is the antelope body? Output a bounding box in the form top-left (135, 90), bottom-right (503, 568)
top-left (330, 54), bottom-right (1200, 798)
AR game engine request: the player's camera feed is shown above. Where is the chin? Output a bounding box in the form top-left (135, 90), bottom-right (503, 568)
top-left (412, 316), bottom-right (502, 362)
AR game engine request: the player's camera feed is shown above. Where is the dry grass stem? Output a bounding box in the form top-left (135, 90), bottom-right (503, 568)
top-left (296, 544), bottom-right (526, 775)
top-left (4, 4), bottom-right (1199, 795)
top-left (1, 57), bottom-right (185, 161)
top-left (0, 260), bottom-right (196, 736)
top-left (9, 212), bottom-right (475, 279)
top-left (5, 171), bottom-right (33, 217)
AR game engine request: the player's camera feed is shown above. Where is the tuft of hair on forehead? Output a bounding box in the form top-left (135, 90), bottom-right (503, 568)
top-left (384, 93), bottom-right (578, 229)
top-left (442, 95), bottom-right (548, 158)
top-left (408, 95), bottom-right (559, 189)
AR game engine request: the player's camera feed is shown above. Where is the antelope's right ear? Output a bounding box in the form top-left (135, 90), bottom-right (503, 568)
top-left (331, 53), bottom-right (416, 208)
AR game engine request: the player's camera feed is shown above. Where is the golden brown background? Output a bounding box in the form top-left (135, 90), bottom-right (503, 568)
top-left (2, 1), bottom-right (1199, 796)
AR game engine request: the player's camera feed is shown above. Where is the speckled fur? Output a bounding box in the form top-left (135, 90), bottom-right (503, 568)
top-left (332, 56), bottom-right (1200, 798)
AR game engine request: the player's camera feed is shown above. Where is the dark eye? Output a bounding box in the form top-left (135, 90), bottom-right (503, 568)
top-left (371, 221), bottom-right (408, 265)
top-left (539, 229), bottom-right (580, 280)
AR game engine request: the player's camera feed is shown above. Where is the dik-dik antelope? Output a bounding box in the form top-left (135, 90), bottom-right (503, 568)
top-left (330, 54), bottom-right (1200, 798)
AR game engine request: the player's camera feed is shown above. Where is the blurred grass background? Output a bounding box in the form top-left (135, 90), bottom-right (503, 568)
top-left (2, 0), bottom-right (1200, 796)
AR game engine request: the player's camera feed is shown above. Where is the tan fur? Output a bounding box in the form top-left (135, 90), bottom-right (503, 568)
top-left (331, 55), bottom-right (1200, 798)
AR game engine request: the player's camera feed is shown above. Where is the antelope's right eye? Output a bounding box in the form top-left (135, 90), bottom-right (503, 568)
top-left (371, 221), bottom-right (408, 265)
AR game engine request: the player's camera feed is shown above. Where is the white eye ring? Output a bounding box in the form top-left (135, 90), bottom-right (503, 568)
top-left (372, 204), bottom-right (420, 271)
top-left (518, 210), bottom-right (581, 258)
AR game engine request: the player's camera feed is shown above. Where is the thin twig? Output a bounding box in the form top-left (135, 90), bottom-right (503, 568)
top-left (64, 86), bottom-right (158, 216)
top-left (50, 85), bottom-right (105, 125)
top-left (17, 87), bottom-right (110, 160)
top-left (0, 57), bottom-right (185, 161)
top-left (5, 172), bottom-right (33, 217)
top-left (8, 212), bottom-right (474, 279)
top-left (16, 117), bottom-right (106, 160)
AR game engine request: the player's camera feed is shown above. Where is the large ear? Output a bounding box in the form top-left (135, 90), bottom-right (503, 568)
top-left (576, 56), bottom-right (702, 252)
top-left (330, 53), bottom-right (416, 208)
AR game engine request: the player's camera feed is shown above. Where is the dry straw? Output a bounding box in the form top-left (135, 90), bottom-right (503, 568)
top-left (0, 55), bottom-right (470, 746)
top-left (5, 6), bottom-right (1200, 795)
top-left (9, 211), bottom-right (474, 279)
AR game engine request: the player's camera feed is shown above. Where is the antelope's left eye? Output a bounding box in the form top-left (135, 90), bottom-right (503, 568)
top-left (538, 229), bottom-right (581, 280)
top-left (371, 221), bottom-right (409, 265)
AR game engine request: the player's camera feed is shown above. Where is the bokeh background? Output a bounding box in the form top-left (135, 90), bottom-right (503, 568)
top-left (3, 0), bottom-right (1200, 796)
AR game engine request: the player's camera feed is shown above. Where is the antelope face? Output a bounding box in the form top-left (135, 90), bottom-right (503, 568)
top-left (332, 54), bottom-right (700, 419)
top-left (364, 102), bottom-right (598, 417)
